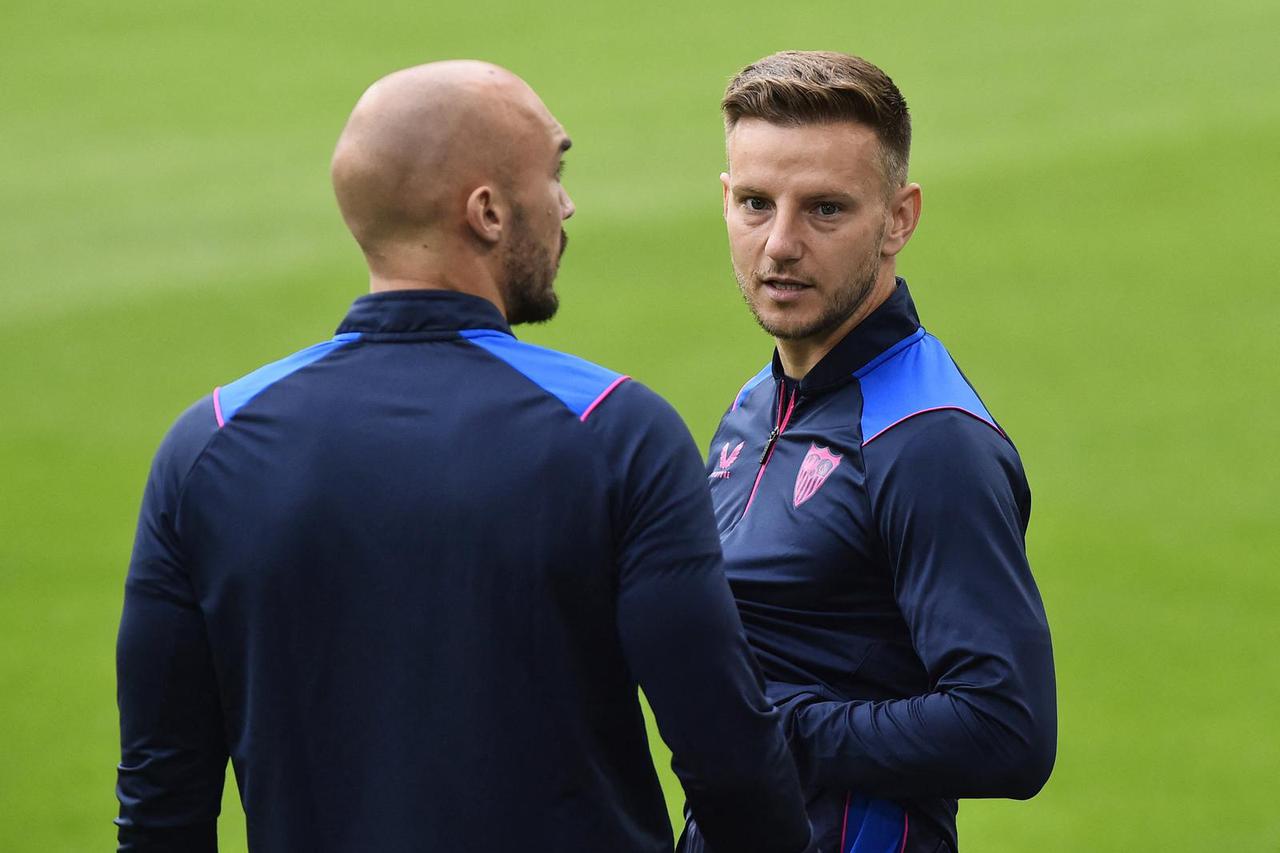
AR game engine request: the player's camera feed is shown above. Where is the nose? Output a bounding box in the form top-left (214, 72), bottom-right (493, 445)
top-left (763, 209), bottom-right (802, 264)
top-left (560, 186), bottom-right (575, 221)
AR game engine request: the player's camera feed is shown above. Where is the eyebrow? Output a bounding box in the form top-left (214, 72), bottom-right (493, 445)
top-left (558, 137), bottom-right (573, 154)
top-left (731, 183), bottom-right (858, 204)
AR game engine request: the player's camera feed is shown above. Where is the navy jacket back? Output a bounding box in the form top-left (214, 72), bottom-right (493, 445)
top-left (116, 291), bottom-right (811, 853)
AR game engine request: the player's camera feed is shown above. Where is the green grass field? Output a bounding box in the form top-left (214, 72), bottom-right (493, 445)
top-left (3, 0), bottom-right (1278, 849)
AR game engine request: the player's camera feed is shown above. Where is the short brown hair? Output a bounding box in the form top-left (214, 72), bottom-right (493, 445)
top-left (722, 51), bottom-right (911, 189)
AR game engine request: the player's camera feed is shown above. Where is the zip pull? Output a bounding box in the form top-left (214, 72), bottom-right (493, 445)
top-left (758, 382), bottom-right (796, 464)
top-left (759, 426), bottom-right (780, 465)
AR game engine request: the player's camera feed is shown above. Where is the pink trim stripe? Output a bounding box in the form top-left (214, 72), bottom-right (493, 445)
top-left (213, 386), bottom-right (225, 428)
top-left (742, 386), bottom-right (797, 517)
top-left (839, 791), bottom-right (851, 852)
top-left (861, 405), bottom-right (1004, 447)
top-left (899, 812), bottom-right (909, 853)
top-left (579, 376), bottom-right (631, 422)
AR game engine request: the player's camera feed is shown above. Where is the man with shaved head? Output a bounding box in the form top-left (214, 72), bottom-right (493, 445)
top-left (116, 61), bottom-right (811, 852)
top-left (330, 62), bottom-right (570, 326)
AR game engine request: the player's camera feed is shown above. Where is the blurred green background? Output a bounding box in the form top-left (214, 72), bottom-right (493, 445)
top-left (3, 0), bottom-right (1278, 849)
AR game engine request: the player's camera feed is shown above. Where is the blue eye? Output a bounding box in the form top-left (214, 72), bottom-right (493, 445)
top-left (816, 202), bottom-right (841, 216)
top-left (745, 198), bottom-right (769, 211)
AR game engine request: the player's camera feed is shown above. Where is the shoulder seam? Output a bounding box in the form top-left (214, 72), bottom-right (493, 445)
top-left (167, 398), bottom-right (228, 553)
top-left (214, 333), bottom-right (362, 428)
top-left (579, 375), bottom-right (632, 422)
top-left (458, 329), bottom-right (626, 421)
top-left (856, 331), bottom-right (1002, 445)
top-left (861, 405), bottom-right (1006, 447)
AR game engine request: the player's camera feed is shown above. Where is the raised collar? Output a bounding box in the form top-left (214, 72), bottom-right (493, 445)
top-left (772, 277), bottom-right (923, 397)
top-left (336, 290), bottom-right (513, 338)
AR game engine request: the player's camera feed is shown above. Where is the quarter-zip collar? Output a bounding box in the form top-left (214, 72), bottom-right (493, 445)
top-left (336, 289), bottom-right (513, 338)
top-left (770, 277), bottom-right (922, 398)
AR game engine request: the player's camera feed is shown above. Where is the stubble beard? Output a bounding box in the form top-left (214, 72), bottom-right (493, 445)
top-left (501, 207), bottom-right (566, 326)
top-left (735, 230), bottom-right (885, 342)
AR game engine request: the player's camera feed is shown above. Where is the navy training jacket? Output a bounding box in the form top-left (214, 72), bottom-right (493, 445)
top-left (116, 290), bottom-right (812, 853)
top-left (679, 281), bottom-right (1056, 853)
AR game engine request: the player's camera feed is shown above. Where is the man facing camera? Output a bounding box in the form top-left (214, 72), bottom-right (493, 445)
top-left (115, 60), bottom-right (811, 853)
top-left (680, 51), bottom-right (1057, 853)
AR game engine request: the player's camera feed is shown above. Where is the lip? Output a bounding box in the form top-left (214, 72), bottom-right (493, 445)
top-left (760, 276), bottom-right (812, 303)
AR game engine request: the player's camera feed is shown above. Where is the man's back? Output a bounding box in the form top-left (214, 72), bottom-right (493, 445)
top-left (117, 291), bottom-right (810, 852)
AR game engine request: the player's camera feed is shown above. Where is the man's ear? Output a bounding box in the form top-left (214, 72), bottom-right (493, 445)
top-left (720, 172), bottom-right (731, 219)
top-left (882, 183), bottom-right (922, 257)
top-left (465, 186), bottom-right (504, 245)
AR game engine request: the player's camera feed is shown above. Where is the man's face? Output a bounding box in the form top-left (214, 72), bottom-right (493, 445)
top-left (501, 102), bottom-right (575, 326)
top-left (722, 119), bottom-right (893, 343)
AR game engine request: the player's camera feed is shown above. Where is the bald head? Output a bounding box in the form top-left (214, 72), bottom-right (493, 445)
top-left (330, 61), bottom-right (575, 322)
top-left (333, 61), bottom-right (555, 255)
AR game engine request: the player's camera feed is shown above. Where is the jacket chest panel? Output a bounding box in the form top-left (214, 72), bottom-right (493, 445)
top-left (708, 391), bottom-right (883, 610)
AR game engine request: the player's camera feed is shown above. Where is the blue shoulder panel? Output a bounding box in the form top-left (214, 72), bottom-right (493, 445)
top-left (459, 329), bottom-right (628, 421)
top-left (732, 363), bottom-right (773, 411)
top-left (856, 329), bottom-right (999, 445)
top-left (214, 332), bottom-right (362, 427)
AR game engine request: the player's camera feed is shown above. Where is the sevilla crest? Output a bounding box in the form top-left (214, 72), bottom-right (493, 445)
top-left (793, 443), bottom-right (842, 507)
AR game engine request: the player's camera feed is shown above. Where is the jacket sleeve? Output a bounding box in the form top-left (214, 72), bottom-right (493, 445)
top-left (116, 398), bottom-right (227, 852)
top-left (597, 382), bottom-right (812, 853)
top-left (780, 410), bottom-right (1056, 800)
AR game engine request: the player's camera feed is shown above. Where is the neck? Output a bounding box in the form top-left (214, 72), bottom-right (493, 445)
top-left (366, 252), bottom-right (507, 317)
top-left (775, 269), bottom-right (896, 379)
